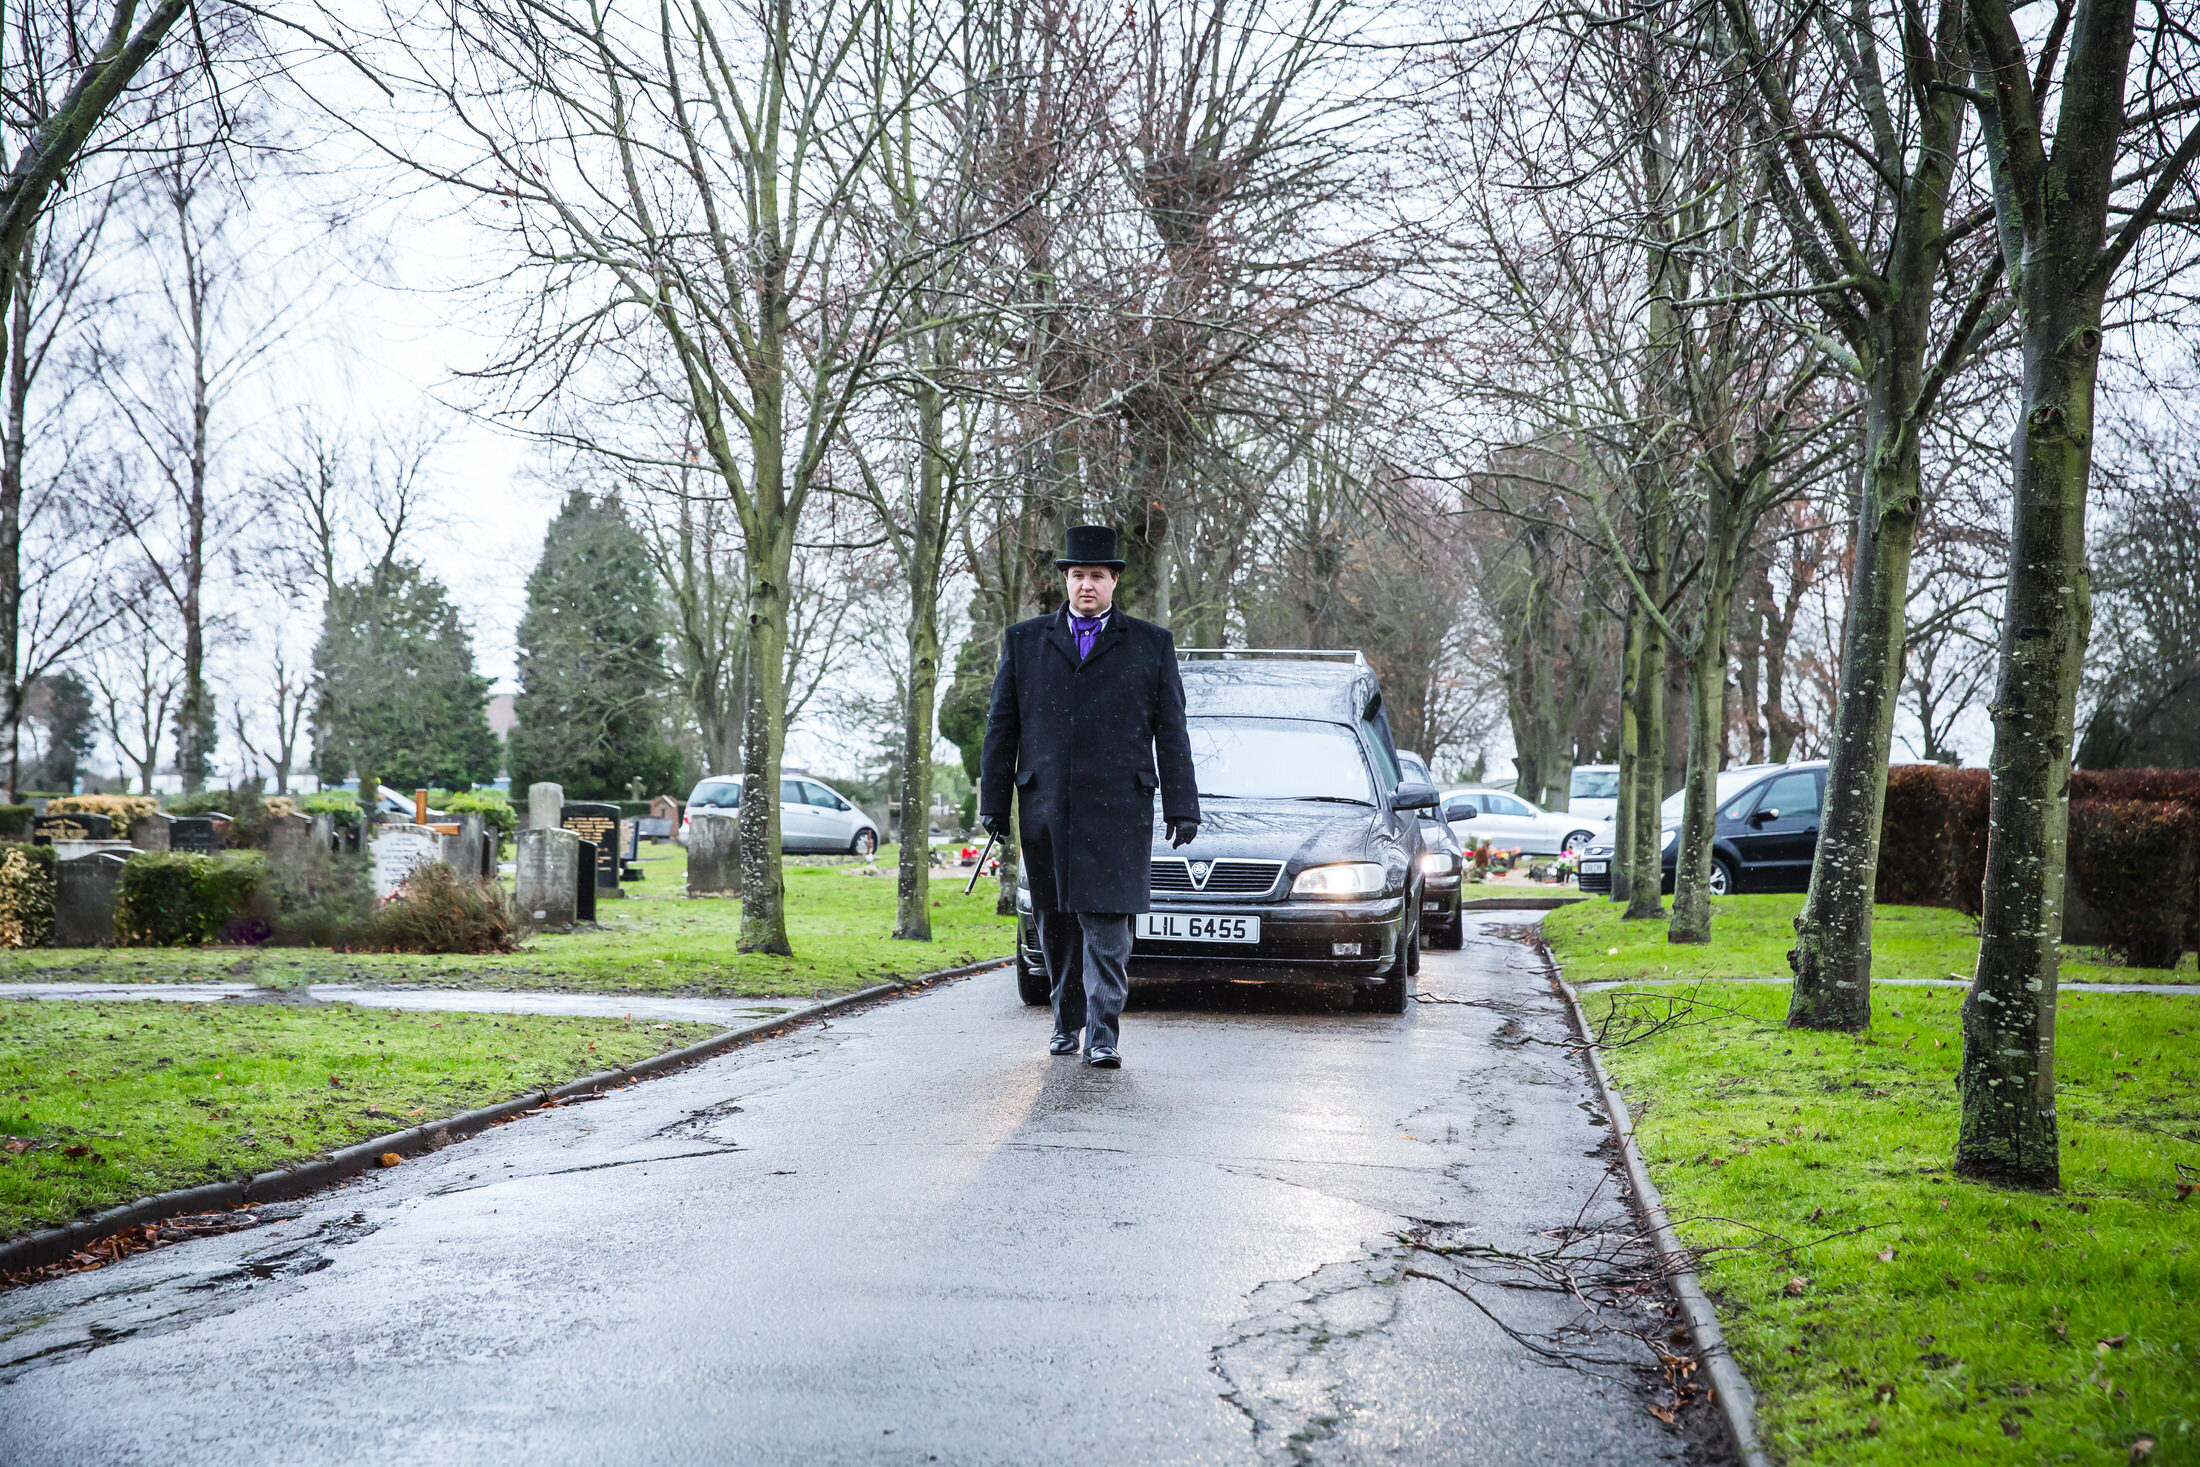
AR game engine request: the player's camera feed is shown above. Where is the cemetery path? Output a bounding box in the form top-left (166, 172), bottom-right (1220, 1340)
top-left (0, 916), bottom-right (1718, 1467)
top-left (0, 981), bottom-right (821, 1026)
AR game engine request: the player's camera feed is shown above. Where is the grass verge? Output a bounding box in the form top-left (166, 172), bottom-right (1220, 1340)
top-left (0, 843), bottom-right (1017, 997)
top-left (1548, 892), bottom-right (2196, 987)
top-left (1, 997), bottom-right (716, 1240)
top-left (1546, 906), bottom-right (2200, 1465)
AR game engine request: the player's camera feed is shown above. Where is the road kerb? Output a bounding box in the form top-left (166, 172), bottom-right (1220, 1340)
top-left (0, 955), bottom-right (1013, 1280)
top-left (1544, 951), bottom-right (1774, 1467)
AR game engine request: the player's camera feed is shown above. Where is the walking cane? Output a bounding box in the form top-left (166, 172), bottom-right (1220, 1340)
top-left (964, 832), bottom-right (999, 896)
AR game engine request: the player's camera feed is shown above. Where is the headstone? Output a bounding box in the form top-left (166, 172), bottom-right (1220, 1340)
top-left (517, 827), bottom-right (579, 930)
top-left (168, 817), bottom-right (218, 855)
top-left (129, 813), bottom-right (173, 852)
top-left (560, 803), bottom-right (620, 891)
top-left (264, 813), bottom-right (313, 865)
top-left (370, 823), bottom-right (442, 900)
top-left (309, 812), bottom-right (335, 852)
top-left (686, 810), bottom-right (739, 896)
top-left (51, 839), bottom-right (137, 863)
top-left (649, 793), bottom-right (682, 822)
top-left (445, 811), bottom-right (489, 880)
top-left (32, 811), bottom-right (111, 843)
top-left (54, 852), bottom-right (129, 947)
top-left (528, 782), bottom-right (564, 833)
top-left (575, 840), bottom-right (598, 921)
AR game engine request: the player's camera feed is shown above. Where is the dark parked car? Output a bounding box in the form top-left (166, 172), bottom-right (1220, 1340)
top-left (1575, 761), bottom-right (1827, 896)
top-left (1014, 652), bottom-right (1439, 1013)
top-left (1399, 752), bottom-right (1464, 949)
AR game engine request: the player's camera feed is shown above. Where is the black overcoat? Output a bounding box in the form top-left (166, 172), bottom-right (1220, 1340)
top-left (978, 607), bottom-right (1199, 914)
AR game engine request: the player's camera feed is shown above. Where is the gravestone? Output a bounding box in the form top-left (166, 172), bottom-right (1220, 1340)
top-left (528, 782), bottom-right (564, 833)
top-left (51, 839), bottom-right (137, 863)
top-left (168, 817), bottom-right (218, 856)
top-left (516, 827), bottom-right (579, 930)
top-left (561, 803), bottom-right (621, 893)
top-left (54, 852), bottom-right (129, 947)
top-left (686, 810), bottom-right (739, 896)
top-left (264, 813), bottom-right (313, 865)
top-left (445, 812), bottom-right (489, 880)
top-left (575, 840), bottom-right (598, 921)
top-left (32, 812), bottom-right (111, 843)
top-left (129, 813), bottom-right (173, 852)
top-left (308, 812), bottom-right (335, 852)
top-left (370, 823), bottom-right (442, 900)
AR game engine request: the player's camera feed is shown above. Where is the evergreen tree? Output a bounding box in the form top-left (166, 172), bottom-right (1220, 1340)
top-left (508, 489), bottom-right (680, 799)
top-left (312, 561), bottom-right (501, 790)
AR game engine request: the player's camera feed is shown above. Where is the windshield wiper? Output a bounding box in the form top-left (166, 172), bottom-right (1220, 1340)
top-left (1291, 795), bottom-right (1373, 806)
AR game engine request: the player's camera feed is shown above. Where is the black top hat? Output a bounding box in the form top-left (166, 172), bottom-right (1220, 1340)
top-left (1056, 524), bottom-right (1125, 570)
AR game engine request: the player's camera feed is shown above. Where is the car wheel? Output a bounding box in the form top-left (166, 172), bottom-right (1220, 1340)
top-left (1432, 908), bottom-right (1464, 950)
top-left (1710, 858), bottom-right (1735, 897)
top-left (1016, 953), bottom-right (1050, 1007)
top-left (850, 827), bottom-right (877, 859)
top-left (1363, 916), bottom-right (1415, 1014)
top-left (1405, 904), bottom-right (1421, 976)
top-left (1563, 829), bottom-right (1596, 854)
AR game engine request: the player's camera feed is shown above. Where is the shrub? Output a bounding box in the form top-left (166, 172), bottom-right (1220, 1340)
top-left (299, 789), bottom-right (361, 816)
top-left (113, 853), bottom-right (270, 946)
top-left (2067, 800), bottom-right (2198, 969)
top-left (1875, 766), bottom-right (1959, 905)
top-left (1939, 769), bottom-right (1993, 917)
top-left (2071, 768), bottom-right (2200, 803)
top-left (0, 842), bottom-right (55, 947)
top-left (0, 805), bottom-right (29, 840)
top-left (264, 844), bottom-right (375, 948)
top-left (47, 793), bottom-right (161, 835)
top-left (364, 862), bottom-right (519, 954)
top-left (439, 789), bottom-right (517, 843)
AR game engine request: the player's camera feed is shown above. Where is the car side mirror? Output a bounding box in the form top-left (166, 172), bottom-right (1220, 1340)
top-left (1750, 807), bottom-right (1779, 827)
top-left (1450, 807), bottom-right (1476, 820)
top-left (1391, 781), bottom-right (1440, 812)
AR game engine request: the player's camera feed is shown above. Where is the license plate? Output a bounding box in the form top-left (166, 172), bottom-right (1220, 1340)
top-left (1580, 860), bottom-right (1608, 874)
top-left (1136, 912), bottom-right (1260, 943)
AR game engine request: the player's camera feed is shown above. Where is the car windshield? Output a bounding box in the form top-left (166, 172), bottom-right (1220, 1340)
top-left (689, 779), bottom-right (740, 808)
top-left (1188, 718), bottom-right (1375, 804)
top-left (1571, 769), bottom-right (1619, 800)
top-left (1660, 769), bottom-right (1784, 822)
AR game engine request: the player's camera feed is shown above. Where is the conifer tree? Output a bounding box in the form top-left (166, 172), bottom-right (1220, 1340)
top-left (312, 562), bottom-right (501, 790)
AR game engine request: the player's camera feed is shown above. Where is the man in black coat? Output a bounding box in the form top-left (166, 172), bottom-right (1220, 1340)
top-left (979, 525), bottom-right (1200, 1067)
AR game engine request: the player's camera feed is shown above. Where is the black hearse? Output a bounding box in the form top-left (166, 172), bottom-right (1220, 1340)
top-left (1015, 651), bottom-right (1440, 1013)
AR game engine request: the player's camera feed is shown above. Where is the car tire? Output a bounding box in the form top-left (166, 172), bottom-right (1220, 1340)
top-left (1405, 903), bottom-right (1421, 976)
top-left (850, 827), bottom-right (877, 859)
top-left (1016, 953), bottom-right (1049, 1007)
top-left (1363, 915), bottom-right (1415, 1014)
top-left (1563, 829), bottom-right (1596, 854)
top-left (1710, 857), bottom-right (1735, 897)
top-left (1432, 910), bottom-right (1464, 949)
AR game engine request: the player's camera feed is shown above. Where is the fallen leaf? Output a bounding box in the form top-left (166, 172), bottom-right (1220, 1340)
top-left (1808, 1206), bottom-right (1826, 1223)
top-left (281, 1134), bottom-right (297, 1145)
top-left (378, 1152), bottom-right (403, 1168)
top-left (1784, 1276), bottom-right (1810, 1296)
top-left (1874, 1383), bottom-right (1897, 1404)
top-left (2098, 1333), bottom-right (2129, 1350)
top-left (329, 1076), bottom-right (344, 1088)
top-left (2131, 1435), bottom-right (2157, 1463)
top-left (1863, 1417), bottom-right (1882, 1437)
top-left (1878, 1246), bottom-right (1897, 1263)
top-left (2175, 1183), bottom-right (2194, 1202)
top-left (1, 1138), bottom-right (31, 1154)
top-left (588, 1042), bottom-right (597, 1051)
top-left (2001, 1414), bottom-right (2023, 1438)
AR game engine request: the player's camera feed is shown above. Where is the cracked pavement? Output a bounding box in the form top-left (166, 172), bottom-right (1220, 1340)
top-left (0, 915), bottom-right (1719, 1465)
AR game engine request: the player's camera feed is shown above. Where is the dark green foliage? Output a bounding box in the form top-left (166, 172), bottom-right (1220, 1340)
top-left (19, 670), bottom-right (94, 792)
top-left (313, 561), bottom-right (502, 791)
top-left (364, 862), bottom-right (519, 953)
top-left (438, 790), bottom-right (516, 841)
top-left (2067, 801), bottom-right (2198, 970)
top-left (165, 780), bottom-right (272, 848)
top-left (936, 622), bottom-right (998, 782)
top-left (265, 844), bottom-right (375, 948)
top-left (0, 806), bottom-right (30, 840)
top-left (1874, 765), bottom-right (1956, 906)
top-left (113, 854), bottom-right (270, 947)
top-left (507, 490), bottom-right (680, 800)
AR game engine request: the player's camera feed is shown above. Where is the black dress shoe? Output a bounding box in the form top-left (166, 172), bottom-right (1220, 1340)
top-left (1084, 1047), bottom-right (1121, 1068)
top-left (1049, 1033), bottom-right (1080, 1055)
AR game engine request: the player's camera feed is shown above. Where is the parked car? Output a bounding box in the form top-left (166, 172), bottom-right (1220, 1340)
top-left (1014, 652), bottom-right (1438, 1013)
top-left (1568, 764), bottom-right (1620, 822)
top-left (1398, 753), bottom-right (1465, 950)
top-left (1574, 761), bottom-right (1826, 896)
top-left (679, 773), bottom-right (881, 857)
top-left (1440, 787), bottom-right (1607, 855)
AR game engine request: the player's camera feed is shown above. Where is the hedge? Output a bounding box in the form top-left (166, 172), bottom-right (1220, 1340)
top-left (47, 792), bottom-right (161, 834)
top-left (113, 853), bottom-right (270, 947)
top-left (0, 804), bottom-right (30, 840)
top-left (2067, 800), bottom-right (2198, 970)
top-left (0, 841), bottom-right (55, 947)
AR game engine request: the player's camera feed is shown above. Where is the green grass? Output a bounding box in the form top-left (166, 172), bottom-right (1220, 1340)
top-left (0, 998), bottom-right (717, 1241)
top-left (0, 843), bottom-right (1017, 997)
top-left (1548, 892), bottom-right (2197, 987)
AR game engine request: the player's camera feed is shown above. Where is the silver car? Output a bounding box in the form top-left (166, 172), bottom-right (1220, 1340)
top-left (680, 773), bottom-right (880, 856)
top-left (1441, 787), bottom-right (1609, 855)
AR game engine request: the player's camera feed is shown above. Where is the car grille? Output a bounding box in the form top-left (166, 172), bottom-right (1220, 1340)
top-left (1150, 858), bottom-right (1283, 895)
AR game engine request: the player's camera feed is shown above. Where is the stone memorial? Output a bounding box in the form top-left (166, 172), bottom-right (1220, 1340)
top-left (168, 817), bottom-right (219, 855)
top-left (32, 812), bottom-right (111, 843)
top-left (686, 810), bottom-right (739, 896)
top-left (54, 852), bottom-right (129, 947)
top-left (560, 803), bottom-right (621, 894)
top-left (264, 813), bottom-right (313, 864)
top-left (516, 827), bottom-right (580, 930)
top-left (528, 781), bottom-right (564, 832)
top-left (444, 812), bottom-right (490, 879)
top-left (370, 823), bottom-right (442, 900)
top-left (308, 812), bottom-right (335, 852)
top-left (575, 840), bottom-right (598, 920)
top-left (51, 839), bottom-right (137, 863)
top-left (129, 812), bottom-right (173, 851)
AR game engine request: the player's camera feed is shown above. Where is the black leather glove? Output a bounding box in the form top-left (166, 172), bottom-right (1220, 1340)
top-left (1168, 818), bottom-right (1199, 849)
top-left (981, 813), bottom-right (1010, 841)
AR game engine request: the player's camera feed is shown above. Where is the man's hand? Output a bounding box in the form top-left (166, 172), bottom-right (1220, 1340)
top-left (1168, 818), bottom-right (1199, 849)
top-left (981, 813), bottom-right (1010, 841)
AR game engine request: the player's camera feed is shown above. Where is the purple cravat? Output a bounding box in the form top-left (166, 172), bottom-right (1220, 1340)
top-left (1069, 610), bottom-right (1107, 660)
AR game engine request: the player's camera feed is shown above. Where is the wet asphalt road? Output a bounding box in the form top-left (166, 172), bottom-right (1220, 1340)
top-left (1, 916), bottom-right (1709, 1466)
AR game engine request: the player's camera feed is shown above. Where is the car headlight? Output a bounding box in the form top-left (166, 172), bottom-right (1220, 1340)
top-left (1661, 826), bottom-right (1678, 852)
top-left (1016, 887), bottom-right (1032, 913)
top-left (1418, 851), bottom-right (1457, 876)
top-left (1292, 862), bottom-right (1387, 896)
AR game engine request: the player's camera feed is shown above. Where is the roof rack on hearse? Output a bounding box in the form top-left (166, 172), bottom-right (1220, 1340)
top-left (1175, 647), bottom-right (1367, 666)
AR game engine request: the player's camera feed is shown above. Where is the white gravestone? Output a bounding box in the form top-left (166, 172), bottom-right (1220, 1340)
top-left (371, 823), bottom-right (443, 900)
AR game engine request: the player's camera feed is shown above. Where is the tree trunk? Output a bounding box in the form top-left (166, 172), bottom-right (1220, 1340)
top-left (0, 235), bottom-right (28, 804)
top-left (1611, 600), bottom-right (1639, 904)
top-left (894, 384), bottom-right (947, 941)
top-left (736, 468), bottom-right (795, 955)
top-left (1624, 550), bottom-right (1668, 920)
top-left (1671, 521), bottom-right (1739, 944)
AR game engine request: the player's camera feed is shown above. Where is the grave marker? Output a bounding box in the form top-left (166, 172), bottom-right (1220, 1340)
top-left (560, 803), bottom-right (621, 892)
top-left (32, 812), bottom-right (111, 843)
top-left (686, 810), bottom-right (739, 896)
top-left (516, 827), bottom-right (579, 929)
top-left (129, 812), bottom-right (173, 851)
top-left (54, 852), bottom-right (129, 947)
top-left (527, 782), bottom-right (564, 832)
top-left (168, 817), bottom-right (218, 856)
top-left (370, 823), bottom-right (442, 900)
